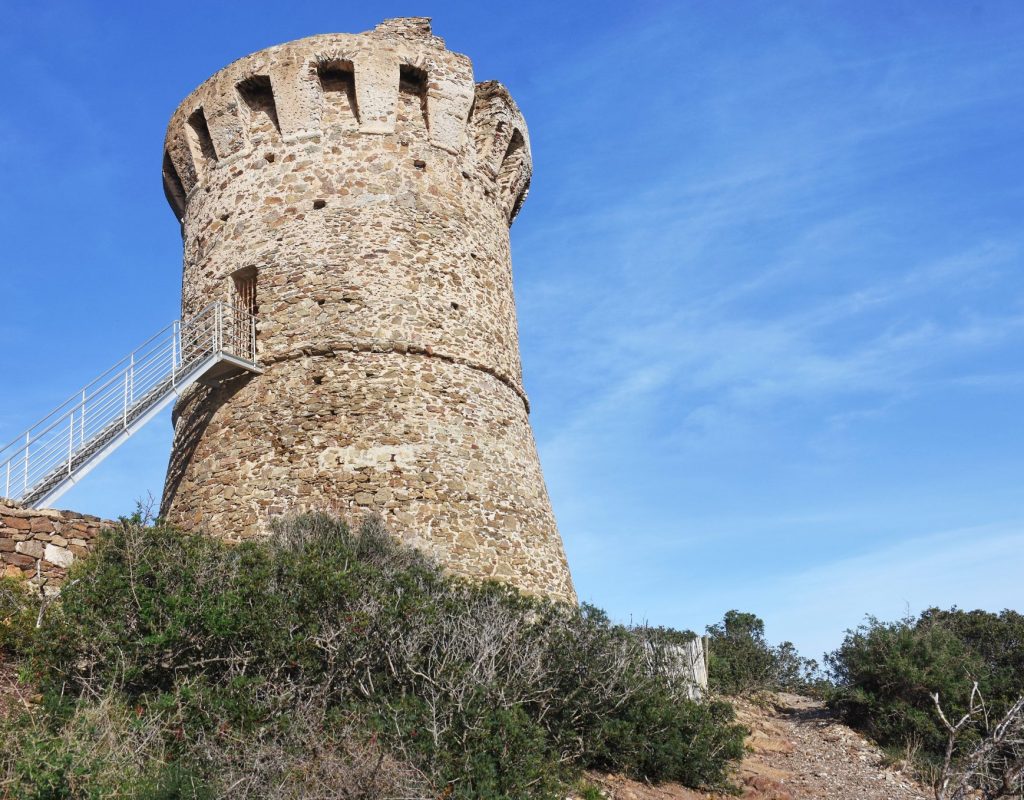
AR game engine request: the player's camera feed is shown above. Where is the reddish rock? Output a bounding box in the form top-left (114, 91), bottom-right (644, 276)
top-left (1, 516), bottom-right (30, 531)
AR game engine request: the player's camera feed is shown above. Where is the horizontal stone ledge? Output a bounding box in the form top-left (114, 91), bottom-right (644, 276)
top-left (262, 338), bottom-right (531, 412)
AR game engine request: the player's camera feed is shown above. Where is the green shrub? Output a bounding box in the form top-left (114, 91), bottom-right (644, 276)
top-left (0, 696), bottom-right (211, 800)
top-left (0, 514), bottom-right (746, 799)
top-left (589, 688), bottom-right (744, 787)
top-left (826, 609), bottom-right (1024, 763)
top-left (705, 610), bottom-right (822, 696)
top-left (0, 575), bottom-right (38, 659)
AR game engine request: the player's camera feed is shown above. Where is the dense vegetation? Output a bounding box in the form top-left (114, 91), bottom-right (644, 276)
top-left (826, 608), bottom-right (1024, 765)
top-left (0, 513), bottom-right (745, 799)
top-left (705, 610), bottom-right (823, 697)
top-left (705, 606), bottom-right (1024, 795)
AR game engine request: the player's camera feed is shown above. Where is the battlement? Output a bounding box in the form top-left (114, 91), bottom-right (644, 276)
top-left (162, 18), bottom-right (532, 224)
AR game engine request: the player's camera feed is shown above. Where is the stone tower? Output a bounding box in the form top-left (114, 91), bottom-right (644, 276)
top-left (159, 18), bottom-right (575, 603)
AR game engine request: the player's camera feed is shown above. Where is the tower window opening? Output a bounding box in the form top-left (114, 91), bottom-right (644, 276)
top-left (237, 75), bottom-right (280, 140)
top-left (186, 108), bottom-right (218, 176)
top-left (498, 129), bottom-right (525, 187)
top-left (317, 59), bottom-right (359, 129)
top-left (398, 64), bottom-right (428, 131)
top-left (498, 129), bottom-right (527, 221)
top-left (231, 267), bottom-right (258, 358)
top-left (162, 151), bottom-right (187, 221)
top-left (510, 179), bottom-right (530, 222)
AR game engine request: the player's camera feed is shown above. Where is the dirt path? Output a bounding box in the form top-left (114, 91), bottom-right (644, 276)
top-left (588, 693), bottom-right (931, 800)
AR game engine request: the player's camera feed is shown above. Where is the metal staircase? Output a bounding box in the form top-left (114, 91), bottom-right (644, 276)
top-left (0, 301), bottom-right (261, 509)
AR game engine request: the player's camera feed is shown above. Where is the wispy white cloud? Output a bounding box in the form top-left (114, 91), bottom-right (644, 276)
top-left (535, 237), bottom-right (1024, 463)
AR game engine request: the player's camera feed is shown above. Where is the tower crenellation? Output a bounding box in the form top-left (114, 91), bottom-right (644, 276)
top-left (162, 20), bottom-right (529, 226)
top-left (160, 18), bottom-right (574, 604)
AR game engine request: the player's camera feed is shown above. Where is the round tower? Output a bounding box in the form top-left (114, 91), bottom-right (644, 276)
top-left (159, 18), bottom-right (575, 603)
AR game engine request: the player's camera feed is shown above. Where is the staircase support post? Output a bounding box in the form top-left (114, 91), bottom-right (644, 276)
top-left (171, 321), bottom-right (178, 386)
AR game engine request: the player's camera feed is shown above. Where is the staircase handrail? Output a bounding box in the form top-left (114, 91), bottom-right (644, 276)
top-left (0, 320), bottom-right (179, 457)
top-left (0, 301), bottom-right (257, 503)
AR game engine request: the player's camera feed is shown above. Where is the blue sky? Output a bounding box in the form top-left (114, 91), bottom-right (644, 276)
top-left (2, 1), bottom-right (1022, 660)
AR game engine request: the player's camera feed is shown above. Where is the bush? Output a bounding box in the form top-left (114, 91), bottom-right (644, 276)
top-left (826, 609), bottom-right (1024, 764)
top-left (705, 610), bottom-right (822, 696)
top-left (0, 696), bottom-right (210, 800)
top-left (0, 514), bottom-right (746, 799)
top-left (0, 575), bottom-right (38, 660)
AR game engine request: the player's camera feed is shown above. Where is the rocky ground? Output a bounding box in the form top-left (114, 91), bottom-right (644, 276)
top-left (586, 693), bottom-right (931, 800)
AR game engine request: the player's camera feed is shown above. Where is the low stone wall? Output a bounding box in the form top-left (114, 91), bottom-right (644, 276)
top-left (0, 501), bottom-right (109, 593)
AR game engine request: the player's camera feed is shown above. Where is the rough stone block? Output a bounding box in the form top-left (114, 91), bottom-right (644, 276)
top-left (44, 544), bottom-right (74, 569)
top-left (15, 540), bottom-right (45, 559)
top-left (1, 515), bottom-right (31, 531)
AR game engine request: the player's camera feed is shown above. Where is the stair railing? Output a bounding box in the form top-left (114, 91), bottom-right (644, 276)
top-left (0, 301), bottom-right (257, 504)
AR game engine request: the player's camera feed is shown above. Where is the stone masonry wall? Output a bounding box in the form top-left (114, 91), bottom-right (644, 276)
top-left (159, 18), bottom-right (576, 603)
top-left (0, 501), bottom-right (108, 594)
top-left (165, 353), bottom-right (573, 600)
